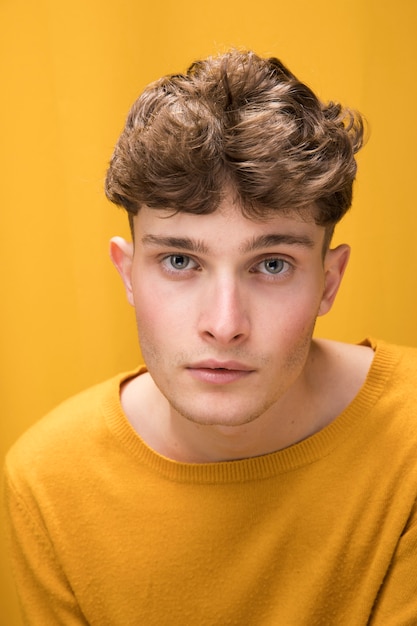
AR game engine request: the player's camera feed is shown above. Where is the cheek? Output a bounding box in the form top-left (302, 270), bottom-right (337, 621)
top-left (132, 279), bottom-right (190, 350)
top-left (132, 295), bottom-right (166, 368)
top-left (269, 283), bottom-right (323, 330)
top-left (131, 276), bottom-right (161, 328)
top-left (257, 294), bottom-right (321, 368)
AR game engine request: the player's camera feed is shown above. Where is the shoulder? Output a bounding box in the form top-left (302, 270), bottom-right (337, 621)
top-left (5, 368), bottom-right (143, 482)
top-left (310, 337), bottom-right (417, 431)
top-left (342, 338), bottom-right (417, 436)
top-left (362, 338), bottom-right (417, 391)
top-left (377, 338), bottom-right (417, 371)
top-left (315, 336), bottom-right (417, 384)
top-left (309, 338), bottom-right (375, 420)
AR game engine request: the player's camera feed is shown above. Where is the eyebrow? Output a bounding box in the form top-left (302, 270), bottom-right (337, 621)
top-left (240, 233), bottom-right (315, 253)
top-left (141, 232), bottom-right (315, 254)
top-left (141, 235), bottom-right (209, 254)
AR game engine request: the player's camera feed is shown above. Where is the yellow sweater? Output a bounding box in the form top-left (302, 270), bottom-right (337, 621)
top-left (4, 339), bottom-right (417, 625)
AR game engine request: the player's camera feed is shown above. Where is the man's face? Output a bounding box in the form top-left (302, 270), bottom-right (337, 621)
top-left (111, 199), bottom-right (348, 428)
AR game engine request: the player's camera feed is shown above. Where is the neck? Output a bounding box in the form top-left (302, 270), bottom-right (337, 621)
top-left (124, 342), bottom-right (321, 463)
top-left (121, 339), bottom-right (375, 464)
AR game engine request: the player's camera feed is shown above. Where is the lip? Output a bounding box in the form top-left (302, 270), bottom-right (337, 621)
top-left (186, 360), bottom-right (255, 385)
top-left (188, 359), bottom-right (254, 371)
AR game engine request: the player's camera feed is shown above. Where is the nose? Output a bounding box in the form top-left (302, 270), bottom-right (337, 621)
top-left (198, 275), bottom-right (250, 346)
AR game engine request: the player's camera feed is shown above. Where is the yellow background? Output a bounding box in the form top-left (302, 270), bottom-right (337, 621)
top-left (1, 0), bottom-right (416, 622)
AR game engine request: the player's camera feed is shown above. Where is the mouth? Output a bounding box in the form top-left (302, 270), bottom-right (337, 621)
top-left (186, 360), bottom-right (255, 384)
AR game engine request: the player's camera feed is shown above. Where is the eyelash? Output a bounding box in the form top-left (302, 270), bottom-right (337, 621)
top-left (161, 254), bottom-right (199, 273)
top-left (160, 254), bottom-right (293, 279)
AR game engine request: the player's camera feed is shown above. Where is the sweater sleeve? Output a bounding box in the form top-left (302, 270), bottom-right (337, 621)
top-left (3, 467), bottom-right (89, 626)
top-left (370, 511), bottom-right (417, 625)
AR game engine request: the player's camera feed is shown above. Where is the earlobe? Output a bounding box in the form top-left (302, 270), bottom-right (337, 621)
top-left (109, 237), bottom-right (135, 306)
top-left (318, 244), bottom-right (350, 316)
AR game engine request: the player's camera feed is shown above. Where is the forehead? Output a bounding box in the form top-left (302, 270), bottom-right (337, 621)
top-left (133, 201), bottom-right (325, 251)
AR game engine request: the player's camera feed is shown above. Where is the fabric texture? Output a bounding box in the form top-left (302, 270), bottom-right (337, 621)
top-left (4, 339), bottom-right (417, 625)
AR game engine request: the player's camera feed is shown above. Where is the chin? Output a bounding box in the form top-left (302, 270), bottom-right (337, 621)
top-left (170, 398), bottom-right (269, 428)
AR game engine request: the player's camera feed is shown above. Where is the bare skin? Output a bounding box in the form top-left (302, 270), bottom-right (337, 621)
top-left (119, 339), bottom-right (373, 462)
top-left (111, 198), bottom-right (374, 463)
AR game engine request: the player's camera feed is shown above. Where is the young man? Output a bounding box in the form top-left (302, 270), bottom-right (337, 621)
top-left (5, 50), bottom-right (417, 624)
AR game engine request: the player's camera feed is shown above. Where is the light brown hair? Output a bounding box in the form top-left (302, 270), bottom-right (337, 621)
top-left (105, 50), bottom-right (364, 231)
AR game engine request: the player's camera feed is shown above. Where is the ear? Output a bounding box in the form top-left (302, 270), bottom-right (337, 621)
top-left (109, 237), bottom-right (135, 306)
top-left (318, 244), bottom-right (350, 316)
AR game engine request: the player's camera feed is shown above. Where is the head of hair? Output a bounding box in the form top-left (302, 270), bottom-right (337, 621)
top-left (105, 49), bottom-right (364, 234)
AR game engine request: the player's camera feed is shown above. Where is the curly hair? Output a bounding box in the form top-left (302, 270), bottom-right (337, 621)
top-left (105, 50), bottom-right (364, 228)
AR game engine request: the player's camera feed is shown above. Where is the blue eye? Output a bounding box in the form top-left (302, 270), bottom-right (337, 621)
top-left (169, 254), bottom-right (191, 269)
top-left (161, 254), bottom-right (199, 275)
top-left (261, 258), bottom-right (286, 274)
